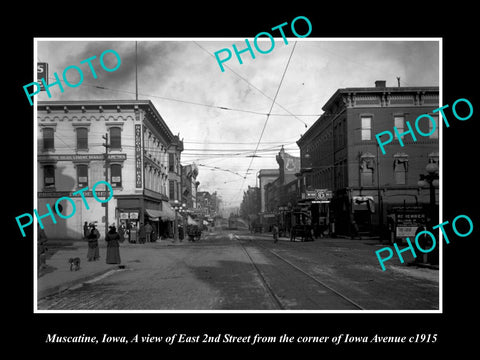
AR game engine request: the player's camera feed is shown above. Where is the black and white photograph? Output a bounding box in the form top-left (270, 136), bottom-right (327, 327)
top-left (30, 38), bottom-right (442, 312)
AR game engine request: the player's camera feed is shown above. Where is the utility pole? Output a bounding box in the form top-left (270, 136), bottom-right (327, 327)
top-left (102, 132), bottom-right (110, 237)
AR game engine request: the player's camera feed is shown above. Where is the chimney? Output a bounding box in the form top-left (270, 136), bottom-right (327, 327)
top-left (375, 80), bottom-right (386, 88)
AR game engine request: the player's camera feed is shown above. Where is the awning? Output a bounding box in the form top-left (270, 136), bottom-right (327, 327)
top-left (145, 203), bottom-right (176, 221)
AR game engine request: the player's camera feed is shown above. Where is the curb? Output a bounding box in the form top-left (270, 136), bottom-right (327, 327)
top-left (37, 265), bottom-right (125, 300)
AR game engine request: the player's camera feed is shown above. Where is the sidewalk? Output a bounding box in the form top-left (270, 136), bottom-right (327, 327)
top-left (37, 238), bottom-right (189, 300)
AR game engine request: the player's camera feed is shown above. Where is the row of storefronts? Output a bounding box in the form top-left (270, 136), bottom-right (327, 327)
top-left (248, 82), bottom-right (440, 242)
top-left (36, 100), bottom-right (198, 240)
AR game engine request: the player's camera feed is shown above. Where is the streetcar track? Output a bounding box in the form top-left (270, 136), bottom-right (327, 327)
top-left (235, 238), bottom-right (285, 310)
top-left (234, 234), bottom-right (365, 310)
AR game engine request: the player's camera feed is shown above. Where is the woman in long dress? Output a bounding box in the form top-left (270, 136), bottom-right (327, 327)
top-left (86, 223), bottom-right (100, 261)
top-left (106, 224), bottom-right (121, 264)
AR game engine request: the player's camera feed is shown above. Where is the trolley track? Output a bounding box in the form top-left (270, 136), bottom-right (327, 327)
top-left (234, 234), bottom-right (365, 310)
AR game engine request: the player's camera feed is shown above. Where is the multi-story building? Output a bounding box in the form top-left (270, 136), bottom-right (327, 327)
top-left (257, 169), bottom-right (279, 213)
top-left (297, 81), bottom-right (439, 237)
top-left (37, 100), bottom-right (179, 240)
top-left (197, 191), bottom-right (219, 219)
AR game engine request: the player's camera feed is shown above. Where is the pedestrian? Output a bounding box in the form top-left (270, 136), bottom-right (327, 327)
top-left (351, 220), bottom-right (360, 240)
top-left (138, 222), bottom-right (146, 244)
top-left (83, 221), bottom-right (89, 240)
top-left (118, 222), bottom-right (126, 243)
top-left (105, 224), bottom-right (121, 265)
top-left (86, 222), bottom-right (100, 261)
top-left (272, 223), bottom-right (279, 243)
top-left (38, 224), bottom-right (48, 270)
top-left (144, 222), bottom-right (153, 242)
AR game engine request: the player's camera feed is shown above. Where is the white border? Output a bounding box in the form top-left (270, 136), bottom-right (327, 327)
top-left (33, 37), bottom-right (442, 314)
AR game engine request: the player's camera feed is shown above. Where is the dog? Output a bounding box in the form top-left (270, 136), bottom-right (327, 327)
top-left (68, 257), bottom-right (81, 271)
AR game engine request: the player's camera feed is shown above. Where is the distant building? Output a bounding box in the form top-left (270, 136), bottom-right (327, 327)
top-left (296, 81), bottom-right (439, 237)
top-left (181, 164), bottom-right (199, 209)
top-left (257, 169), bottom-right (279, 213)
top-left (197, 191), bottom-right (219, 218)
top-left (37, 100), bottom-right (179, 240)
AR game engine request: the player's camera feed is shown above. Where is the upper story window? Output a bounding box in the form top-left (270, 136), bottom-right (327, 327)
top-left (43, 127), bottom-right (55, 150)
top-left (393, 154), bottom-right (409, 185)
top-left (359, 153), bottom-right (375, 186)
top-left (361, 116), bottom-right (372, 140)
top-left (76, 127), bottom-right (88, 150)
top-left (110, 164), bottom-right (122, 188)
top-left (109, 127), bottom-right (121, 149)
top-left (169, 153), bottom-right (175, 172)
top-left (394, 115), bottom-right (405, 139)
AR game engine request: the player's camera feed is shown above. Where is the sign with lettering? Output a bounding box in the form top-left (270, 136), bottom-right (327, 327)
top-left (37, 63), bottom-right (48, 91)
top-left (38, 154), bottom-right (127, 161)
top-left (135, 124), bottom-right (143, 188)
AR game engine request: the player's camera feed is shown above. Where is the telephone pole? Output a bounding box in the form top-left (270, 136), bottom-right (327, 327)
top-left (102, 133), bottom-right (110, 236)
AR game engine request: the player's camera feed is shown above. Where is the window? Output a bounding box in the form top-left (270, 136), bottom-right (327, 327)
top-left (44, 165), bottom-right (55, 188)
top-left (359, 155), bottom-right (375, 186)
top-left (76, 127), bottom-right (88, 150)
top-left (77, 164), bottom-right (88, 187)
top-left (169, 153), bottom-right (175, 172)
top-left (110, 164), bottom-right (122, 188)
top-left (394, 115), bottom-right (405, 139)
top-left (169, 180), bottom-right (175, 200)
top-left (361, 116), bottom-right (372, 140)
top-left (109, 127), bottom-right (121, 149)
top-left (393, 157), bottom-right (408, 185)
top-left (43, 128), bottom-right (54, 150)
top-left (430, 115), bottom-right (439, 139)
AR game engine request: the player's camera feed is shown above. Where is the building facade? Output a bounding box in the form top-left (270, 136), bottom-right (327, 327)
top-left (297, 81), bottom-right (439, 237)
top-left (181, 163), bottom-right (199, 209)
top-left (37, 100), bottom-right (179, 240)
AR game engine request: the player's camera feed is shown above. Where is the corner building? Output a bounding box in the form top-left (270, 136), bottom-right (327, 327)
top-left (297, 81), bottom-right (439, 237)
top-left (37, 100), bottom-right (179, 240)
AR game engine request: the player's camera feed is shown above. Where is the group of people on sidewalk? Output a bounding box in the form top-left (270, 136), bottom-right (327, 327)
top-left (84, 222), bottom-right (121, 264)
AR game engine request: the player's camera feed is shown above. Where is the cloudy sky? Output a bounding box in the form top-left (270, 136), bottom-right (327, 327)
top-left (35, 38), bottom-right (440, 209)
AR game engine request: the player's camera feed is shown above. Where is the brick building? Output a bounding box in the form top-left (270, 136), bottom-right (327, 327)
top-left (297, 81), bottom-right (439, 237)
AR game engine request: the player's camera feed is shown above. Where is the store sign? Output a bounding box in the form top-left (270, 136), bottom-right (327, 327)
top-left (135, 124), bottom-right (142, 188)
top-left (37, 63), bottom-right (48, 91)
top-left (396, 226), bottom-right (418, 237)
top-left (305, 189), bottom-right (333, 201)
